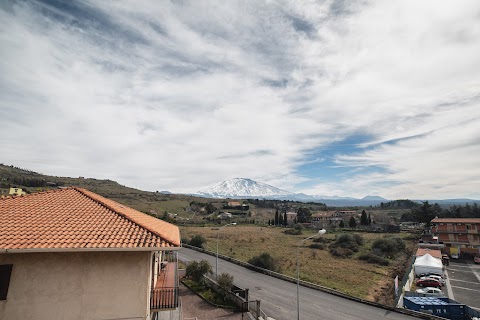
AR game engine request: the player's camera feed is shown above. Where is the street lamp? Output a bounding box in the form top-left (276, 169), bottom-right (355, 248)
top-left (216, 222), bottom-right (237, 279)
top-left (297, 229), bottom-right (326, 320)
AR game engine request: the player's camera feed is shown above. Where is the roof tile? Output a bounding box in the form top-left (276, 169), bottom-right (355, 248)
top-left (0, 187), bottom-right (180, 251)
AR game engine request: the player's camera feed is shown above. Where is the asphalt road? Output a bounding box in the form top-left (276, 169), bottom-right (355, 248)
top-left (179, 248), bottom-right (418, 320)
top-left (446, 260), bottom-right (480, 309)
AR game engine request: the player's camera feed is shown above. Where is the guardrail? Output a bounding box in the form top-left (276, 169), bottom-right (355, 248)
top-left (181, 243), bottom-right (446, 320)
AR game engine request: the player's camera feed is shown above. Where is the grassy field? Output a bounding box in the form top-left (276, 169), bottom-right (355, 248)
top-left (180, 225), bottom-right (417, 302)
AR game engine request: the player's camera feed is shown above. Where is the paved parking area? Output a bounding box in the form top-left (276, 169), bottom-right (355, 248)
top-left (445, 260), bottom-right (480, 309)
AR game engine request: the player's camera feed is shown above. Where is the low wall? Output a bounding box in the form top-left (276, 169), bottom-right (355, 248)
top-left (182, 244), bottom-right (445, 320)
top-left (397, 268), bottom-right (416, 308)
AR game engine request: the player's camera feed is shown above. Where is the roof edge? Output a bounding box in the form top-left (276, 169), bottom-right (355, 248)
top-left (1, 247), bottom-right (181, 254)
top-left (73, 187), bottom-right (180, 247)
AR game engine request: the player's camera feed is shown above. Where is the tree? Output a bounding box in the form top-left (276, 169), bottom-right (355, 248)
top-left (297, 207), bottom-right (312, 223)
top-left (274, 209), bottom-right (279, 226)
top-left (190, 235), bottom-right (207, 248)
top-left (368, 214), bottom-right (372, 226)
top-left (205, 203), bottom-right (216, 214)
top-left (339, 220), bottom-right (345, 228)
top-left (283, 212), bottom-right (288, 226)
top-left (360, 210), bottom-right (368, 226)
top-left (278, 213), bottom-right (284, 226)
top-left (349, 216), bottom-right (357, 228)
top-left (217, 272), bottom-right (234, 299)
top-left (412, 201), bottom-right (437, 226)
top-left (186, 260), bottom-right (212, 282)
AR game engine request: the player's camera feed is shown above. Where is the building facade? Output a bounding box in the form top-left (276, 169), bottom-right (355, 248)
top-left (0, 187), bottom-right (181, 320)
top-left (430, 218), bottom-right (480, 257)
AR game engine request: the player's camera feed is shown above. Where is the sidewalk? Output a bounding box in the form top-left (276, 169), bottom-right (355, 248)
top-left (180, 283), bottom-right (245, 320)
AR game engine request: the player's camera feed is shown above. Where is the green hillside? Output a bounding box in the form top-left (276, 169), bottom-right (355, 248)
top-left (0, 163), bottom-right (200, 216)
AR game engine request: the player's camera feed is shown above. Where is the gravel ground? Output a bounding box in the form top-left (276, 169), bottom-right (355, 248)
top-left (180, 283), bottom-right (247, 320)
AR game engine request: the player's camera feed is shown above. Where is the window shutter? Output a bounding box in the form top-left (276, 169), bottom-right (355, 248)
top-left (0, 264), bottom-right (13, 300)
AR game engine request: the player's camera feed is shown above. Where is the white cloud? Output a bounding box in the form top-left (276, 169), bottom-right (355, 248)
top-left (1, 0), bottom-right (479, 199)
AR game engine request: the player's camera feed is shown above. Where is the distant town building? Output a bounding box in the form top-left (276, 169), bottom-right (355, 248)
top-left (285, 212), bottom-right (297, 224)
top-left (8, 188), bottom-right (26, 196)
top-left (312, 211), bottom-right (343, 228)
top-left (223, 201), bottom-right (249, 210)
top-left (431, 218), bottom-right (480, 257)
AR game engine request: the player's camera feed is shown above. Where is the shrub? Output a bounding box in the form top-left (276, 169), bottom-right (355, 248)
top-left (358, 253), bottom-right (390, 266)
top-left (186, 260), bottom-right (212, 282)
top-left (353, 234), bottom-right (364, 246)
top-left (330, 247), bottom-right (354, 258)
top-left (217, 272), bottom-right (234, 295)
top-left (190, 235), bottom-right (207, 248)
top-left (312, 237), bottom-right (329, 243)
top-left (248, 253), bottom-right (279, 272)
top-left (308, 243), bottom-right (326, 250)
top-left (371, 237), bottom-right (405, 258)
top-left (329, 233), bottom-right (364, 253)
top-left (284, 224), bottom-right (303, 235)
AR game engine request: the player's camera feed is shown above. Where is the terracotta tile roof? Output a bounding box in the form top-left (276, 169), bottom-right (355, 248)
top-left (431, 218), bottom-right (480, 224)
top-left (0, 187), bottom-right (180, 251)
top-left (416, 248), bottom-right (442, 259)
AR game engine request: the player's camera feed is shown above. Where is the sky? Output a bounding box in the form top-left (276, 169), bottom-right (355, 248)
top-left (1, 0), bottom-right (480, 199)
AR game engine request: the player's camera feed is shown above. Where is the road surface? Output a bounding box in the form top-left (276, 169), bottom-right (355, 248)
top-left (179, 248), bottom-right (418, 320)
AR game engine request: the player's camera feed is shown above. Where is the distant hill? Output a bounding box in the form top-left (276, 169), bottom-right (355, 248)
top-left (2, 164), bottom-right (477, 210)
top-left (362, 195), bottom-right (387, 201)
top-left (0, 164), bottom-right (203, 216)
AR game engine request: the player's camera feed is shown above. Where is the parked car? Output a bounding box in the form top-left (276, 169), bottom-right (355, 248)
top-left (474, 256), bottom-right (480, 264)
top-left (416, 287), bottom-right (444, 296)
top-left (420, 275), bottom-right (445, 286)
top-left (416, 278), bottom-right (442, 288)
top-left (418, 272), bottom-right (443, 278)
top-left (451, 253), bottom-right (459, 259)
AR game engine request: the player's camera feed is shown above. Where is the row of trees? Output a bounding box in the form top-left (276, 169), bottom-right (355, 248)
top-left (402, 201), bottom-right (480, 223)
top-left (401, 201), bottom-right (480, 225)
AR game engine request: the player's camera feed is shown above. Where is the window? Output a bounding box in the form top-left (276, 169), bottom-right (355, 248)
top-left (0, 264), bottom-right (13, 300)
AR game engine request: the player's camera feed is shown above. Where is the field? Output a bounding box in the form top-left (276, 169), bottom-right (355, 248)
top-left (180, 225), bottom-right (417, 302)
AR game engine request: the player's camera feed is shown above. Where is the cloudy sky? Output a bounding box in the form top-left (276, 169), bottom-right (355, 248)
top-left (1, 0), bottom-right (480, 199)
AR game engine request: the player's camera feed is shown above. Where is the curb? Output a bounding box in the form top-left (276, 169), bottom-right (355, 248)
top-left (182, 244), bottom-right (445, 320)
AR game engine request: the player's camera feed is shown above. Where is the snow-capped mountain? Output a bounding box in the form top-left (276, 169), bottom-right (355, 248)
top-left (195, 178), bottom-right (391, 205)
top-left (197, 178), bottom-right (291, 198)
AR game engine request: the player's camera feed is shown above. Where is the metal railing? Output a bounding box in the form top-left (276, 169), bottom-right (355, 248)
top-left (150, 287), bottom-right (179, 310)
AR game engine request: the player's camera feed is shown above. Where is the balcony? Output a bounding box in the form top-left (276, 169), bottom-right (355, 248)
top-left (150, 287), bottom-right (178, 310)
top-left (150, 256), bottom-right (178, 310)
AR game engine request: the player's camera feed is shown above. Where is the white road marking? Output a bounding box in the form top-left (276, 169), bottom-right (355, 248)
top-left (450, 278), bottom-right (479, 284)
top-left (470, 263), bottom-right (480, 283)
top-left (450, 285), bottom-right (480, 293)
top-left (448, 267), bottom-right (474, 273)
